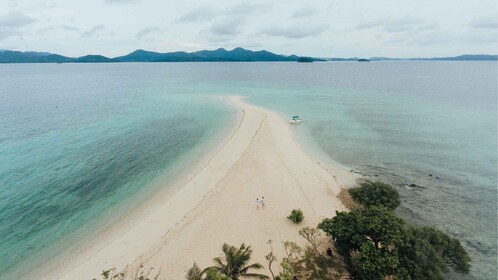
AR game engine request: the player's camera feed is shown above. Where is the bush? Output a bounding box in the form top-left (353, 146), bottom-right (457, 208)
top-left (287, 209), bottom-right (304, 224)
top-left (349, 181), bottom-right (400, 210)
top-left (318, 206), bottom-right (471, 280)
top-left (96, 264), bottom-right (159, 280)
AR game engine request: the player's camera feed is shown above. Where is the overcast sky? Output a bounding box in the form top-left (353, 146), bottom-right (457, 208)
top-left (0, 0), bottom-right (496, 57)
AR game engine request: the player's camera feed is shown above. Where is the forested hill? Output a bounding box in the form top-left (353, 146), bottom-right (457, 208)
top-left (0, 48), bottom-right (322, 63)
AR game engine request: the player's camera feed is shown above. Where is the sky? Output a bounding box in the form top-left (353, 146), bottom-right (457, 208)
top-left (0, 0), bottom-right (496, 58)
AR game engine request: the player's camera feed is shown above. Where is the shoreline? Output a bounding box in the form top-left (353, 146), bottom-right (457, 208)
top-left (25, 97), bottom-right (242, 280)
top-left (40, 96), bottom-right (360, 279)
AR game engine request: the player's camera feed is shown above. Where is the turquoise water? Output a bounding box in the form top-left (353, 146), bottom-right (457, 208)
top-left (0, 62), bottom-right (496, 279)
top-left (0, 64), bottom-right (235, 279)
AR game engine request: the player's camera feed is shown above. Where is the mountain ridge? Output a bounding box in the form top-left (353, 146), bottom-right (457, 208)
top-left (0, 48), bottom-right (320, 63)
top-left (0, 48), bottom-right (496, 63)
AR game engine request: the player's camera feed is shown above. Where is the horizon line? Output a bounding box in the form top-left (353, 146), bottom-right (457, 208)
top-left (1, 47), bottom-right (497, 61)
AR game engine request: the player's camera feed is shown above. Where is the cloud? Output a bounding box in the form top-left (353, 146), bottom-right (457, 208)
top-left (292, 7), bottom-right (317, 18)
top-left (0, 11), bottom-right (35, 40)
top-left (227, 3), bottom-right (269, 15)
top-left (82, 25), bottom-right (111, 37)
top-left (357, 17), bottom-right (425, 33)
top-left (261, 24), bottom-right (328, 39)
top-left (0, 11), bottom-right (35, 28)
top-left (35, 24), bottom-right (81, 36)
top-left (408, 31), bottom-right (456, 46)
top-left (60, 25), bottom-right (80, 32)
top-left (136, 27), bottom-right (161, 39)
top-left (202, 3), bottom-right (271, 40)
top-left (0, 28), bottom-right (18, 40)
top-left (469, 15), bottom-right (498, 29)
top-left (418, 22), bottom-right (439, 31)
top-left (238, 42), bottom-right (263, 49)
top-left (105, 0), bottom-right (139, 4)
top-left (210, 17), bottom-right (244, 36)
top-left (178, 6), bottom-right (217, 23)
top-left (400, 29), bottom-right (496, 46)
top-left (178, 3), bottom-right (269, 24)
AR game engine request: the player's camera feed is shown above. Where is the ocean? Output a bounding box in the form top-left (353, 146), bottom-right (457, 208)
top-left (0, 62), bottom-right (496, 279)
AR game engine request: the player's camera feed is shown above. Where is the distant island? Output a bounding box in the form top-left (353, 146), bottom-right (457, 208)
top-left (297, 57), bottom-right (314, 63)
top-left (0, 48), bottom-right (324, 63)
top-left (326, 54), bottom-right (497, 62)
top-left (0, 48), bottom-right (496, 63)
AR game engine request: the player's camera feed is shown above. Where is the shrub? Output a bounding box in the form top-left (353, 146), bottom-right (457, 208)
top-left (318, 206), bottom-right (471, 280)
top-left (287, 209), bottom-right (304, 224)
top-left (349, 181), bottom-right (400, 210)
top-left (96, 264), bottom-right (159, 280)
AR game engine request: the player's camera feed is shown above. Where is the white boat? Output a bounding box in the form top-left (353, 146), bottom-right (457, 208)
top-left (289, 115), bottom-right (303, 124)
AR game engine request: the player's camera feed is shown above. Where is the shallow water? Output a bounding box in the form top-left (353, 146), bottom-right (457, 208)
top-left (0, 62), bottom-right (496, 279)
top-left (0, 64), bottom-right (234, 279)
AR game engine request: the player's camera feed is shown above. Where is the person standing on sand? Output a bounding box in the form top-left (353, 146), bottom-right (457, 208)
top-left (256, 198), bottom-right (260, 209)
top-left (261, 196), bottom-right (265, 208)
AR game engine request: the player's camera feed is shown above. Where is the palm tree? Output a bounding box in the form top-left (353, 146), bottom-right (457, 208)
top-left (186, 263), bottom-right (230, 280)
top-left (186, 263), bottom-right (203, 280)
top-left (210, 243), bottom-right (270, 280)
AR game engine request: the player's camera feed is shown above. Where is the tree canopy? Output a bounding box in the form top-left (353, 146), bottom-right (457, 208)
top-left (397, 227), bottom-right (471, 280)
top-left (318, 206), bottom-right (404, 279)
top-left (211, 243), bottom-right (269, 280)
top-left (318, 205), bottom-right (471, 280)
top-left (349, 181), bottom-right (401, 210)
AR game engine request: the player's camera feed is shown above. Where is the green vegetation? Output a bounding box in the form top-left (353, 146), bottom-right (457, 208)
top-left (211, 243), bottom-right (269, 280)
top-left (187, 228), bottom-right (346, 280)
top-left (318, 207), bottom-right (403, 279)
top-left (98, 181), bottom-right (470, 280)
top-left (95, 264), bottom-right (159, 280)
top-left (349, 181), bottom-right (400, 210)
top-left (186, 263), bottom-right (230, 280)
top-left (273, 228), bottom-right (344, 280)
top-left (318, 182), bottom-right (471, 280)
top-left (187, 243), bottom-right (269, 280)
top-left (397, 227), bottom-right (471, 279)
top-left (186, 263), bottom-right (203, 280)
top-left (287, 209), bottom-right (304, 224)
top-left (297, 57), bottom-right (313, 63)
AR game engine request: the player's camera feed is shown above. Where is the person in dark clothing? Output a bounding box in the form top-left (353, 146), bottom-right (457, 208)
top-left (326, 247), bottom-right (332, 257)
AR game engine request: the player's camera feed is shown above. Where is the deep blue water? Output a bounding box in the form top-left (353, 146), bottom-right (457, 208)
top-left (0, 62), bottom-right (496, 279)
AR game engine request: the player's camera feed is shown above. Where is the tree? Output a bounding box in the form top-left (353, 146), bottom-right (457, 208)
top-left (353, 242), bottom-right (399, 280)
top-left (186, 263), bottom-right (230, 280)
top-left (265, 240), bottom-right (277, 280)
top-left (210, 243), bottom-right (270, 280)
top-left (298, 227), bottom-right (323, 257)
top-left (204, 267), bottom-right (231, 280)
top-left (186, 263), bottom-right (203, 280)
top-left (318, 206), bottom-right (471, 280)
top-left (318, 207), bottom-right (404, 279)
top-left (275, 231), bottom-right (344, 280)
top-left (349, 181), bottom-right (400, 210)
top-left (319, 207), bottom-right (404, 254)
top-left (397, 227), bottom-right (471, 280)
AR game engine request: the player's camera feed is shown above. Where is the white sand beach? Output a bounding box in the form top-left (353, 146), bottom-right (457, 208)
top-left (43, 96), bottom-right (358, 279)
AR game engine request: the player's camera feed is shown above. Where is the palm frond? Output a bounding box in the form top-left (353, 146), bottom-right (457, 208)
top-left (186, 263), bottom-right (202, 280)
top-left (239, 273), bottom-right (270, 279)
top-left (240, 263), bottom-right (264, 274)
